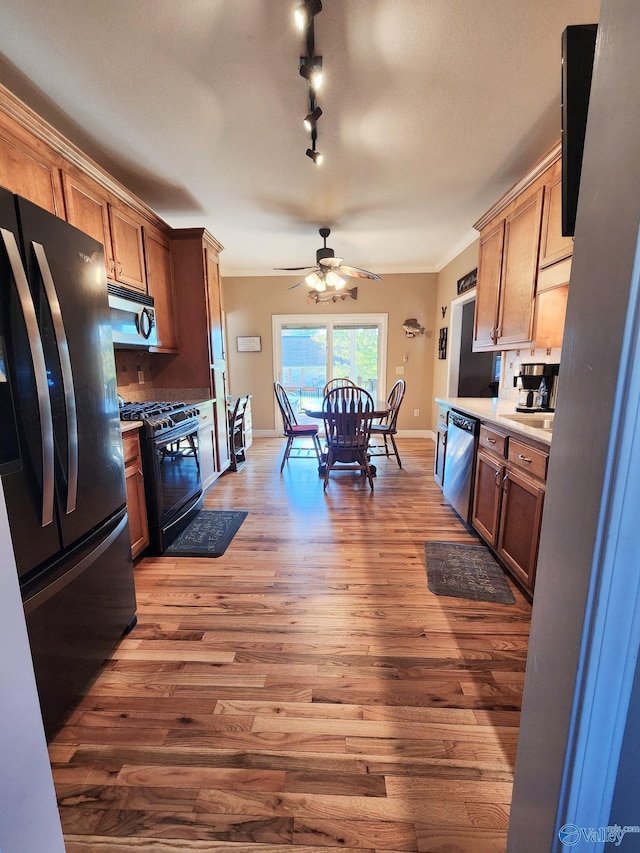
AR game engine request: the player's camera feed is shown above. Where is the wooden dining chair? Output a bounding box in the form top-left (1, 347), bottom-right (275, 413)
top-left (274, 382), bottom-right (323, 472)
top-left (368, 378), bottom-right (406, 467)
top-left (322, 377), bottom-right (356, 396)
top-left (321, 386), bottom-right (376, 490)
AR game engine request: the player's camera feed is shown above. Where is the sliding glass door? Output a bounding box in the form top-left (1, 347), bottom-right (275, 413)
top-left (273, 314), bottom-right (388, 423)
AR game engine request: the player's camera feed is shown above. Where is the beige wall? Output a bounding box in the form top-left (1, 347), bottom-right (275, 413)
top-left (431, 240), bottom-right (480, 427)
top-left (222, 272), bottom-right (437, 434)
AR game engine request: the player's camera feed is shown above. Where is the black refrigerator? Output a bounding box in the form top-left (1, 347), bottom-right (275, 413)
top-left (0, 188), bottom-right (136, 739)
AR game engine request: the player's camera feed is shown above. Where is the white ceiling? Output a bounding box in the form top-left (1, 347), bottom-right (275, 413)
top-left (0, 0), bottom-right (600, 278)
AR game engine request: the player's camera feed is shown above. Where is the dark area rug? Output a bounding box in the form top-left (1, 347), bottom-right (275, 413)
top-left (164, 510), bottom-right (248, 557)
top-left (424, 541), bottom-right (515, 604)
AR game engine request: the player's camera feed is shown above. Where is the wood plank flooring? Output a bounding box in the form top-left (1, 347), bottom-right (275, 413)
top-left (51, 438), bottom-right (531, 853)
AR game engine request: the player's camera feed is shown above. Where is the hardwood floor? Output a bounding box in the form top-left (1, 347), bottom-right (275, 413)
top-left (52, 438), bottom-right (531, 853)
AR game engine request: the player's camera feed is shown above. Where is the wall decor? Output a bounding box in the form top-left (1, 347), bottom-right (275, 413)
top-left (457, 267), bottom-right (477, 295)
top-left (236, 336), bottom-right (262, 352)
top-left (438, 327), bottom-right (448, 360)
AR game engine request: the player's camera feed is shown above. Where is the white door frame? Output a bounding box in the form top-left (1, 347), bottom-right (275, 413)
top-left (446, 289), bottom-right (477, 397)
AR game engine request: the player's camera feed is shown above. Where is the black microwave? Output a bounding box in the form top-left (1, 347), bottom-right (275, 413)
top-left (107, 284), bottom-right (157, 349)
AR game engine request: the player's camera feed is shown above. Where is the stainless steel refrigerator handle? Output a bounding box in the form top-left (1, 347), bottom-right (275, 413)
top-left (0, 228), bottom-right (55, 527)
top-left (32, 242), bottom-right (78, 514)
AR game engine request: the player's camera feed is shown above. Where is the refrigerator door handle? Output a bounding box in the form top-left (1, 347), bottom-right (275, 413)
top-left (0, 228), bottom-right (55, 527)
top-left (32, 242), bottom-right (78, 514)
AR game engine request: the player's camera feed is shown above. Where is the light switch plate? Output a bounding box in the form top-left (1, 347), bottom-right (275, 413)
top-left (396, 366), bottom-right (405, 375)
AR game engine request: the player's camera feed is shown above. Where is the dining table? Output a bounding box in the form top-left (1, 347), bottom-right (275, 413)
top-left (303, 401), bottom-right (390, 477)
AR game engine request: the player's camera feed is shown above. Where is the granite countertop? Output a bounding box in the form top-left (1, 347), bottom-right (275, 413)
top-left (435, 397), bottom-right (553, 446)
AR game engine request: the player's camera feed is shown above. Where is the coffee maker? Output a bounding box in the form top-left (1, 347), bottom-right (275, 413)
top-left (515, 363), bottom-right (560, 412)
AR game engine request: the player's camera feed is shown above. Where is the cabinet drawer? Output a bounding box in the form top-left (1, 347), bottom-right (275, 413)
top-left (479, 425), bottom-right (507, 457)
top-left (198, 401), bottom-right (214, 429)
top-left (508, 439), bottom-right (548, 480)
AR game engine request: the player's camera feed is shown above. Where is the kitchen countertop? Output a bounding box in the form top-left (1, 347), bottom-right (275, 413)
top-left (120, 420), bottom-right (143, 434)
top-left (435, 397), bottom-right (553, 446)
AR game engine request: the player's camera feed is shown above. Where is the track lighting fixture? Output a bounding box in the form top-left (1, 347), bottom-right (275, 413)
top-left (299, 57), bottom-right (323, 91)
top-left (306, 147), bottom-right (323, 165)
top-left (296, 1), bottom-right (325, 164)
top-left (294, 0), bottom-right (322, 32)
top-left (304, 106), bottom-right (323, 131)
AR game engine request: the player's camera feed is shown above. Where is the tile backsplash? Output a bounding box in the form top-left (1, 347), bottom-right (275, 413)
top-left (499, 347), bottom-right (562, 402)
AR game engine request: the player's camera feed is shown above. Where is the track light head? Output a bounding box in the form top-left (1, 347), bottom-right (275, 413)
top-left (303, 106), bottom-right (323, 132)
top-left (294, 0), bottom-right (322, 32)
top-left (306, 148), bottom-right (323, 165)
top-left (299, 56), bottom-right (323, 90)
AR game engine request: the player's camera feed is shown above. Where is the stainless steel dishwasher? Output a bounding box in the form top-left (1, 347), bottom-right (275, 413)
top-left (442, 410), bottom-right (480, 523)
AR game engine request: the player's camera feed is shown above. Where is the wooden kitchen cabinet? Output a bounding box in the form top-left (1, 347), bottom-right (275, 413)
top-left (539, 159), bottom-right (574, 270)
top-left (122, 429), bottom-right (149, 559)
top-left (472, 423), bottom-right (547, 595)
top-left (473, 188), bottom-right (542, 351)
top-left (63, 169), bottom-right (147, 293)
top-left (197, 400), bottom-right (218, 491)
top-left (62, 170), bottom-right (115, 276)
top-left (0, 108), bottom-right (65, 216)
top-left (108, 201), bottom-right (146, 292)
top-left (144, 225), bottom-right (179, 352)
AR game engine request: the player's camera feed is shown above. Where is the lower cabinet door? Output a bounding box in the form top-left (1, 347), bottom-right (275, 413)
top-left (472, 449), bottom-right (503, 547)
top-left (123, 431), bottom-right (149, 559)
top-left (497, 467), bottom-right (545, 593)
top-left (199, 424), bottom-right (217, 490)
top-left (434, 425), bottom-right (447, 486)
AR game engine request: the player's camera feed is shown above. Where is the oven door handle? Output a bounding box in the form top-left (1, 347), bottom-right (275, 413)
top-left (136, 307), bottom-right (155, 340)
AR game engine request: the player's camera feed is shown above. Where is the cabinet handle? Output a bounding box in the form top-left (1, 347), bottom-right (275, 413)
top-left (489, 327), bottom-right (495, 338)
top-left (486, 437), bottom-right (496, 444)
top-left (502, 473), bottom-right (509, 492)
top-left (109, 258), bottom-right (116, 274)
top-left (518, 453), bottom-right (532, 464)
top-left (496, 325), bottom-right (502, 337)
top-left (118, 261), bottom-right (123, 275)
top-left (494, 469), bottom-right (501, 486)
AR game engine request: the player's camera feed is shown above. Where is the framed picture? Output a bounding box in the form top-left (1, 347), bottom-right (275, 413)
top-left (236, 336), bottom-right (262, 352)
top-left (457, 267), bottom-right (477, 295)
top-left (438, 327), bottom-right (448, 360)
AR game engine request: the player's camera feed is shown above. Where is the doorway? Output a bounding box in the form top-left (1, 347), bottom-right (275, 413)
top-left (272, 314), bottom-right (388, 423)
top-left (447, 294), bottom-right (500, 398)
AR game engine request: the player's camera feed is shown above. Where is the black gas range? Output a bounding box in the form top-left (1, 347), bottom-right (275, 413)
top-left (119, 400), bottom-right (200, 439)
top-left (119, 401), bottom-right (203, 553)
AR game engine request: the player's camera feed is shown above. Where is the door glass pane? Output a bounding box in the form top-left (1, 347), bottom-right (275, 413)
top-left (280, 325), bottom-right (326, 421)
top-left (333, 324), bottom-right (380, 399)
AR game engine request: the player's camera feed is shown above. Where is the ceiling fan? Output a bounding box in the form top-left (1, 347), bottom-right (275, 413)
top-left (275, 228), bottom-right (382, 293)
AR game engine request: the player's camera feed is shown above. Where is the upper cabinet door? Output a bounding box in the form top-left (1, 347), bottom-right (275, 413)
top-left (109, 203), bottom-right (146, 292)
top-left (539, 163), bottom-right (574, 269)
top-left (496, 188), bottom-right (543, 348)
top-left (0, 121), bottom-right (64, 217)
top-left (144, 226), bottom-right (179, 352)
top-left (62, 171), bottom-right (114, 277)
top-left (473, 220), bottom-right (504, 349)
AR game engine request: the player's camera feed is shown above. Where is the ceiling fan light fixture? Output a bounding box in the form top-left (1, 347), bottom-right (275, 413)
top-left (303, 106), bottom-right (323, 131)
top-left (306, 147), bottom-right (323, 165)
top-left (304, 272), bottom-right (321, 287)
top-left (325, 270), bottom-right (347, 289)
top-left (294, 0), bottom-right (322, 32)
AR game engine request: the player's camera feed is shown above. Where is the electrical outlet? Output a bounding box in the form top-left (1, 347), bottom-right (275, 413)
top-left (396, 366), bottom-right (405, 375)
top-left (414, 408), bottom-right (420, 417)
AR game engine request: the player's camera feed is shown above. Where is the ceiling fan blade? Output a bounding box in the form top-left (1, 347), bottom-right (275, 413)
top-left (338, 265), bottom-right (382, 280)
top-left (318, 257), bottom-right (344, 269)
top-left (274, 265), bottom-right (316, 271)
top-left (287, 278), bottom-right (310, 290)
